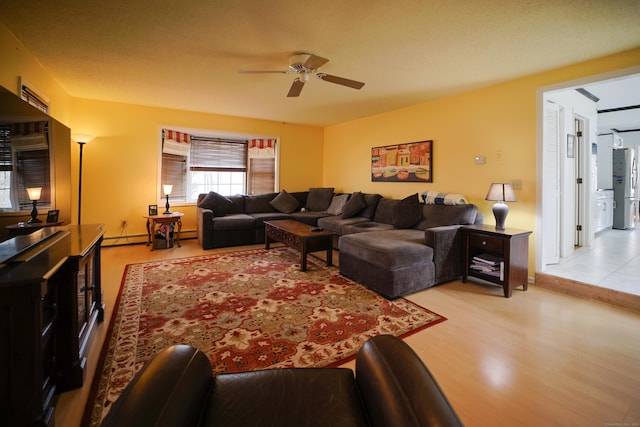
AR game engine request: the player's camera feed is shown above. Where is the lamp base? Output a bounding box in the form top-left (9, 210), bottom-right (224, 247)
top-left (164, 195), bottom-right (172, 214)
top-left (492, 201), bottom-right (509, 230)
top-left (29, 201), bottom-right (42, 224)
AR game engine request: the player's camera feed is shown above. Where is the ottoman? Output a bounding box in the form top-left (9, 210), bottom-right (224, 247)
top-left (338, 229), bottom-right (435, 298)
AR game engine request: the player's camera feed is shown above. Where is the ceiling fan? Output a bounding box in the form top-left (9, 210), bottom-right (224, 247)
top-left (239, 53), bottom-right (365, 97)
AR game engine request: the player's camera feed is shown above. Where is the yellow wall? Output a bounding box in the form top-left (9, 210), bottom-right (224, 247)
top-left (69, 98), bottom-right (323, 239)
top-left (0, 24), bottom-right (72, 123)
top-left (2, 17), bottom-right (640, 264)
top-left (324, 47), bottom-right (640, 271)
top-left (1, 22), bottom-right (323, 241)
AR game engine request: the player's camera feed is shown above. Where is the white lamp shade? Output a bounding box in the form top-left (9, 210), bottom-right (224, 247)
top-left (163, 184), bottom-right (173, 195)
top-left (71, 133), bottom-right (95, 143)
top-left (485, 183), bottom-right (516, 202)
top-left (26, 187), bottom-right (42, 200)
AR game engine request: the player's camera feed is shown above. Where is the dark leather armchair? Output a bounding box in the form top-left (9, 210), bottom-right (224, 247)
top-left (100, 335), bottom-right (463, 427)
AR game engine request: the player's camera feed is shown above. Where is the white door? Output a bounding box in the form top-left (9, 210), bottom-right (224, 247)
top-left (542, 102), bottom-right (560, 265)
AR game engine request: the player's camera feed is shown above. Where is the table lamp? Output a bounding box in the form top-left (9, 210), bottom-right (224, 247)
top-left (163, 184), bottom-right (173, 214)
top-left (27, 187), bottom-right (42, 223)
top-left (485, 183), bottom-right (516, 230)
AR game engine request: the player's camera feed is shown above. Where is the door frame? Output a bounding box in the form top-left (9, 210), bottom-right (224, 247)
top-left (535, 65), bottom-right (640, 273)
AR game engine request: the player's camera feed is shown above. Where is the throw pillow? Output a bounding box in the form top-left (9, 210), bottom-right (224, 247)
top-left (305, 187), bottom-right (335, 212)
top-left (341, 192), bottom-right (366, 218)
top-left (392, 193), bottom-right (422, 229)
top-left (198, 191), bottom-right (234, 217)
top-left (324, 194), bottom-right (350, 215)
top-left (269, 190), bottom-right (300, 213)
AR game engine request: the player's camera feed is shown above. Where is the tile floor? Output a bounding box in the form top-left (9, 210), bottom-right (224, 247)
top-left (543, 224), bottom-right (640, 296)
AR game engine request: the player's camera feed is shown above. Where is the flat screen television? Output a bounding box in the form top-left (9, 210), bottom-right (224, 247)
top-left (0, 85), bottom-right (71, 225)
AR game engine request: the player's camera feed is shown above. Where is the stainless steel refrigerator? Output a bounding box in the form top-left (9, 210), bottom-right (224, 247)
top-left (612, 148), bottom-right (637, 229)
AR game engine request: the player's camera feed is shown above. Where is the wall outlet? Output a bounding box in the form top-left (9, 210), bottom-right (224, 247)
top-left (511, 179), bottom-right (522, 190)
top-left (121, 220), bottom-right (127, 229)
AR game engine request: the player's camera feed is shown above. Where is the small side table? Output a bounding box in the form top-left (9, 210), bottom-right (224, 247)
top-left (462, 224), bottom-right (532, 298)
top-left (144, 212), bottom-right (183, 250)
top-left (6, 221), bottom-right (64, 238)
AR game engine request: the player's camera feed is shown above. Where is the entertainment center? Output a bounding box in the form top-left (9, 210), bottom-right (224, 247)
top-left (0, 225), bottom-right (104, 426)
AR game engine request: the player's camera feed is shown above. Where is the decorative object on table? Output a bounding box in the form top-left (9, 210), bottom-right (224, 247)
top-left (154, 223), bottom-right (174, 249)
top-left (83, 246), bottom-right (446, 427)
top-left (163, 184), bottom-right (172, 214)
top-left (148, 204), bottom-right (158, 216)
top-left (72, 133), bottom-right (95, 224)
top-left (46, 209), bottom-right (59, 223)
top-left (371, 140), bottom-right (432, 182)
top-left (26, 187), bottom-right (42, 223)
top-left (485, 183), bottom-right (517, 230)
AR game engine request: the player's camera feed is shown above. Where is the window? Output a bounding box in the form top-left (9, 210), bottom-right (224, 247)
top-left (0, 122), bottom-right (51, 211)
top-left (160, 129), bottom-right (276, 202)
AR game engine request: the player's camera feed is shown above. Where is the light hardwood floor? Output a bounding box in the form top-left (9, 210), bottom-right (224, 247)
top-left (56, 240), bottom-right (640, 427)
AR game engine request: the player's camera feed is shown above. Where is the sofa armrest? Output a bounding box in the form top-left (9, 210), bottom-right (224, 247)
top-left (197, 207), bottom-right (215, 250)
top-left (355, 335), bottom-right (462, 427)
top-left (101, 345), bottom-right (213, 427)
top-left (424, 225), bottom-right (464, 283)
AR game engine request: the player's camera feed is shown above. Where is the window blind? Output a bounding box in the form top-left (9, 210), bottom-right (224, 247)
top-left (190, 137), bottom-right (247, 172)
top-left (162, 153), bottom-right (187, 200)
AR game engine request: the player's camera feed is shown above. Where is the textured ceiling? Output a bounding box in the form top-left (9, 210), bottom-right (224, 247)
top-left (1, 0), bottom-right (639, 126)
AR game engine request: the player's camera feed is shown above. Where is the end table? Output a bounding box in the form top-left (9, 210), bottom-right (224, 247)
top-left (462, 224), bottom-right (532, 298)
top-left (144, 212), bottom-right (183, 250)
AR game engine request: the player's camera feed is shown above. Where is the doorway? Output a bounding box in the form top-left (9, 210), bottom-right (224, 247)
top-left (536, 67), bottom-right (640, 293)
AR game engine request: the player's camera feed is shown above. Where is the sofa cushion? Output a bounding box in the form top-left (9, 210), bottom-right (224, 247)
top-left (199, 191), bottom-right (235, 217)
top-left (361, 193), bottom-right (382, 220)
top-left (201, 368), bottom-right (369, 427)
top-left (269, 190), bottom-right (300, 213)
top-left (341, 192), bottom-right (366, 218)
top-left (305, 187), bottom-right (335, 212)
top-left (325, 194), bottom-right (350, 215)
top-left (245, 193), bottom-right (279, 213)
top-left (212, 214), bottom-right (255, 230)
top-left (372, 198), bottom-right (400, 225)
top-left (251, 212), bottom-right (293, 227)
top-left (341, 221), bottom-right (395, 235)
top-left (318, 215), bottom-right (369, 234)
top-left (290, 211), bottom-right (333, 226)
top-left (415, 204), bottom-right (478, 230)
top-left (392, 193), bottom-right (422, 229)
top-left (338, 229), bottom-right (433, 269)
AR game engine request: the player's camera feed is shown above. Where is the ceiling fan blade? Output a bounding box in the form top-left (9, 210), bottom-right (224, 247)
top-left (317, 73), bottom-right (365, 90)
top-left (238, 70), bottom-right (288, 74)
top-left (287, 78), bottom-right (305, 97)
top-left (304, 54), bottom-right (329, 70)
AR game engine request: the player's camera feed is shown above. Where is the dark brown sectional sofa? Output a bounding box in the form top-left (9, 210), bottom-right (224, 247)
top-left (196, 188), bottom-right (481, 298)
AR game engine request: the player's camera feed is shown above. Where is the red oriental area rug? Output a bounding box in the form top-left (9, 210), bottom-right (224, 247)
top-left (85, 246), bottom-right (445, 426)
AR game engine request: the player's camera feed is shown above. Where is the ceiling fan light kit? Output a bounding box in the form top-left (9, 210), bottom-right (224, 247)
top-left (240, 53), bottom-right (365, 97)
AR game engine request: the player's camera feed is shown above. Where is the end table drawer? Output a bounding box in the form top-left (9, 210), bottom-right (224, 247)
top-left (469, 233), bottom-right (504, 253)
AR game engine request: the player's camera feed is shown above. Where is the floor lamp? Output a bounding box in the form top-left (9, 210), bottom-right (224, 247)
top-left (72, 133), bottom-right (95, 224)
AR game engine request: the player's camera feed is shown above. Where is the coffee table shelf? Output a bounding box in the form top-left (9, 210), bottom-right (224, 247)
top-left (265, 220), bottom-right (334, 271)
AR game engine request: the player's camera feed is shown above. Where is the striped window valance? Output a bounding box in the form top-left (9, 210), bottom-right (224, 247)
top-left (10, 121), bottom-right (48, 151)
top-left (163, 129), bottom-right (191, 156)
top-left (248, 138), bottom-right (276, 158)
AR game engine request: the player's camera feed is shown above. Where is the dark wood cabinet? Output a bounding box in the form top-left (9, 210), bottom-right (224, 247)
top-left (462, 224), bottom-right (532, 298)
top-left (0, 224), bottom-right (104, 426)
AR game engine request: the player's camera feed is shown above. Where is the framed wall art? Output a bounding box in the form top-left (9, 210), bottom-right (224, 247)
top-left (371, 140), bottom-right (432, 182)
top-left (46, 210), bottom-right (59, 222)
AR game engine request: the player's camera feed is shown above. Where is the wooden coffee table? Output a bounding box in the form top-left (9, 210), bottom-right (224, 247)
top-left (264, 220), bottom-right (334, 271)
